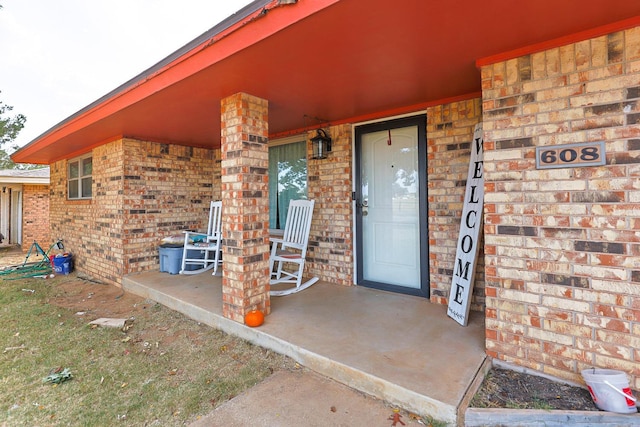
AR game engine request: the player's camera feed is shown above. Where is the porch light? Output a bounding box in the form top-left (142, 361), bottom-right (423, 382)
top-left (311, 129), bottom-right (332, 159)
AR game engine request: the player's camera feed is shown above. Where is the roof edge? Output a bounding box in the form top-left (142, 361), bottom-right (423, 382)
top-left (13, 0), bottom-right (274, 158)
top-left (0, 177), bottom-right (50, 185)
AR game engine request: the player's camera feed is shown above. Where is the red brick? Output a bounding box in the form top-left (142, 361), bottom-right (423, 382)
top-left (481, 26), bottom-right (640, 386)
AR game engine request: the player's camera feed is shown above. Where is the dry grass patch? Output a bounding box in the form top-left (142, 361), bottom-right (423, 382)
top-left (0, 274), bottom-right (296, 426)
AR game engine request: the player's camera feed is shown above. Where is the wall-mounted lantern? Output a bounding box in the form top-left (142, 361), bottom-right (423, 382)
top-left (311, 129), bottom-right (332, 159)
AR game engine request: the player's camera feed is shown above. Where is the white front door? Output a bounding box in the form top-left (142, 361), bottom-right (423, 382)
top-left (355, 116), bottom-right (428, 296)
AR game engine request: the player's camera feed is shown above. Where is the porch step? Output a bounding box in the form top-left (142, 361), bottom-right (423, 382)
top-left (123, 272), bottom-right (487, 425)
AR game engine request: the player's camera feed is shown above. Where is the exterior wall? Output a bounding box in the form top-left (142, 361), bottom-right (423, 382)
top-left (21, 184), bottom-right (50, 249)
top-left (50, 138), bottom-right (219, 286)
top-left (427, 100), bottom-right (486, 310)
top-left (481, 28), bottom-right (640, 387)
top-left (306, 124), bottom-right (354, 286)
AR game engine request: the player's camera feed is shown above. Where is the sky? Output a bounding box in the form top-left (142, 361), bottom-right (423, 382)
top-left (0, 0), bottom-right (252, 150)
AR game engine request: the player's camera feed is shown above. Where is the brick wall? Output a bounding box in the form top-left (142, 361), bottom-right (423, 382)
top-left (427, 100), bottom-right (486, 310)
top-left (220, 92), bottom-right (270, 322)
top-left (50, 138), bottom-right (219, 286)
top-left (306, 124), bottom-right (354, 285)
top-left (481, 27), bottom-right (640, 387)
top-left (21, 184), bottom-right (50, 249)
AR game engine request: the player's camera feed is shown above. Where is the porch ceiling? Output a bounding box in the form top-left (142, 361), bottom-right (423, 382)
top-left (13, 0), bottom-right (640, 164)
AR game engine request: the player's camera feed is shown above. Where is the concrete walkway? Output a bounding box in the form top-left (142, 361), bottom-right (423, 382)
top-left (191, 370), bottom-right (426, 427)
top-left (123, 272), bottom-right (487, 425)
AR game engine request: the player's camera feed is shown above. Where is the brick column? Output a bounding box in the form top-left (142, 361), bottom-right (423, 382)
top-left (220, 93), bottom-right (270, 322)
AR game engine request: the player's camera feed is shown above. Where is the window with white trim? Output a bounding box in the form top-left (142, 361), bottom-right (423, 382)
top-left (268, 137), bottom-right (307, 229)
top-left (68, 154), bottom-right (92, 199)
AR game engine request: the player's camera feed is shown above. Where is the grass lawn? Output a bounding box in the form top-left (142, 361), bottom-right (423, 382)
top-left (0, 272), bottom-right (295, 426)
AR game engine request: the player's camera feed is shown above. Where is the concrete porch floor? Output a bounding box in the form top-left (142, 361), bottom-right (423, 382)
top-left (122, 271), bottom-right (487, 425)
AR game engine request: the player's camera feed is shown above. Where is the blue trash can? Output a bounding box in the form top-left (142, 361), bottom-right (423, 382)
top-left (158, 245), bottom-right (206, 274)
top-left (53, 253), bottom-right (74, 275)
top-left (158, 246), bottom-right (183, 274)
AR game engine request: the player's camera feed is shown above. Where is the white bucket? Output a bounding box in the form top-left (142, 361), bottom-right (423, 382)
top-left (581, 368), bottom-right (637, 414)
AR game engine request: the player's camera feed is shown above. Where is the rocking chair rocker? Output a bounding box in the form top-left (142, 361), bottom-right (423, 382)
top-left (269, 199), bottom-right (318, 296)
top-left (180, 200), bottom-right (222, 276)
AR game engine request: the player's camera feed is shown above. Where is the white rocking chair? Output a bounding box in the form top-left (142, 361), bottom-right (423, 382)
top-left (180, 200), bottom-right (222, 276)
top-left (269, 199), bottom-right (318, 296)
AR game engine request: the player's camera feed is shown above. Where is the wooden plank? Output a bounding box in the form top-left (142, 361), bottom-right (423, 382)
top-left (447, 123), bottom-right (484, 326)
top-left (465, 408), bottom-right (639, 426)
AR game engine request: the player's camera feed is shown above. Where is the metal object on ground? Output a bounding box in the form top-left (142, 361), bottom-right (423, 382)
top-left (0, 240), bottom-right (63, 280)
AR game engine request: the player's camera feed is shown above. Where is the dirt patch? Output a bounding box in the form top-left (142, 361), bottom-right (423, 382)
top-left (471, 368), bottom-right (599, 411)
top-left (1, 245), bottom-right (148, 320)
top-left (47, 277), bottom-right (150, 318)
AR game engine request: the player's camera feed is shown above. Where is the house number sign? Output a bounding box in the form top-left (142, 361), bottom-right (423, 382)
top-left (535, 141), bottom-right (605, 169)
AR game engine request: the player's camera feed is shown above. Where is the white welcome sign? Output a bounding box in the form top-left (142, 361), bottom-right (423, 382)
top-left (447, 123), bottom-right (484, 326)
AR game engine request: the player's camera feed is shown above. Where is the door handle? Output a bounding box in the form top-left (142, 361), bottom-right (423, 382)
top-left (355, 199), bottom-right (368, 216)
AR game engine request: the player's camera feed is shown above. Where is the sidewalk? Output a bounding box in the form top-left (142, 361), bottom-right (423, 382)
top-left (190, 370), bottom-right (426, 427)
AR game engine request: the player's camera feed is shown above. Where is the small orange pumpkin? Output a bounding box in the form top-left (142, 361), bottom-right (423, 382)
top-left (244, 309), bottom-right (264, 327)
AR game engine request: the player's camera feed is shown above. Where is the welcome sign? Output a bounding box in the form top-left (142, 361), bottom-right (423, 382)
top-left (447, 123), bottom-right (484, 326)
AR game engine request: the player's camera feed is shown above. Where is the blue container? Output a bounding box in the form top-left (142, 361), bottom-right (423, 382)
top-left (158, 246), bottom-right (183, 274)
top-left (53, 254), bottom-right (73, 275)
top-left (158, 246), bottom-right (206, 274)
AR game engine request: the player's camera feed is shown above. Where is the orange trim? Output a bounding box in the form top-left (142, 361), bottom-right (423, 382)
top-left (269, 92), bottom-right (482, 139)
top-left (477, 15), bottom-right (640, 67)
top-left (48, 135), bottom-right (124, 164)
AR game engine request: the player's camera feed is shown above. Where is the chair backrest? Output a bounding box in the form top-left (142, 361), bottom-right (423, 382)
top-left (206, 200), bottom-right (223, 238)
top-left (281, 199), bottom-right (315, 252)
